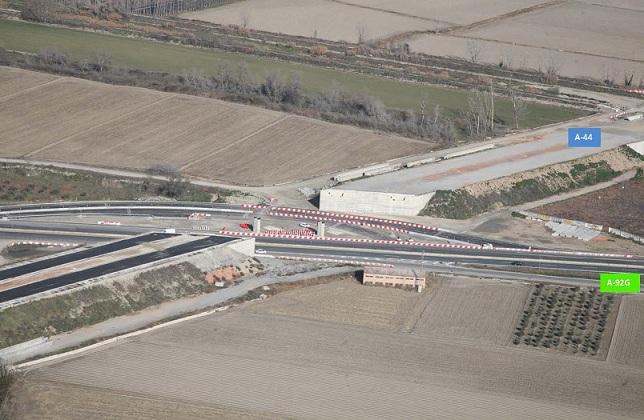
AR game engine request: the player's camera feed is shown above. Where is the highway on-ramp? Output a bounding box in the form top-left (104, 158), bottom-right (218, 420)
top-left (0, 235), bottom-right (234, 304)
top-left (0, 233), bottom-right (174, 282)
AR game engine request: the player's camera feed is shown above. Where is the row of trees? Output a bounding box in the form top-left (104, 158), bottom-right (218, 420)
top-left (180, 65), bottom-right (464, 143)
top-left (6, 47), bottom-right (529, 144)
top-left (23, 0), bottom-right (228, 17)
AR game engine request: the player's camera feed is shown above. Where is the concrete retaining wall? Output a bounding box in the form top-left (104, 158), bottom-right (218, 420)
top-left (627, 140), bottom-right (644, 155)
top-left (320, 188), bottom-right (434, 216)
top-left (608, 227), bottom-right (644, 244)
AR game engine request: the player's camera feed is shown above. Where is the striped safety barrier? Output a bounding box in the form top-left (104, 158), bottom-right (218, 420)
top-left (269, 206), bottom-right (440, 231)
top-left (9, 241), bottom-right (80, 248)
top-left (241, 204), bottom-right (267, 210)
top-left (269, 212), bottom-right (410, 234)
top-left (188, 212), bottom-right (211, 220)
top-left (265, 228), bottom-right (316, 236)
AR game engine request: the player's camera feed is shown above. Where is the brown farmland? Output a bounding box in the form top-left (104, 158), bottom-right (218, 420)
top-left (534, 177), bottom-right (644, 236)
top-left (410, 277), bottom-right (529, 345)
top-left (180, 0), bottom-right (440, 43)
top-left (408, 2), bottom-right (644, 80)
top-left (15, 277), bottom-right (644, 419)
top-left (0, 67), bottom-right (429, 185)
top-left (608, 295), bottom-right (644, 369)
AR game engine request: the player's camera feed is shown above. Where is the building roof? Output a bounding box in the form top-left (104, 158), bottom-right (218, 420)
top-left (363, 267), bottom-right (424, 278)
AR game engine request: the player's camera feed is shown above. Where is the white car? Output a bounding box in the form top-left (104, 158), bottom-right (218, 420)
top-left (255, 249), bottom-right (267, 254)
top-left (299, 222), bottom-right (312, 228)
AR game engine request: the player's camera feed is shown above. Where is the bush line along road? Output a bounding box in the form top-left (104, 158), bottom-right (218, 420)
top-left (0, 201), bottom-right (641, 305)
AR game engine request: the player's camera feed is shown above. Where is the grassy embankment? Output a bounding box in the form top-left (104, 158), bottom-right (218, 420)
top-left (0, 19), bottom-right (586, 129)
top-left (0, 360), bottom-right (15, 420)
top-left (421, 147), bottom-right (643, 219)
top-left (0, 163), bottom-right (240, 204)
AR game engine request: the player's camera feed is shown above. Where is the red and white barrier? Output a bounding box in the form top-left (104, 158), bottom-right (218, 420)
top-left (269, 212), bottom-right (410, 234)
top-left (625, 88), bottom-right (644, 95)
top-left (268, 206), bottom-right (440, 231)
top-left (219, 230), bottom-right (481, 249)
top-left (265, 228), bottom-right (316, 236)
top-left (9, 241), bottom-right (79, 248)
top-left (188, 212), bottom-right (211, 220)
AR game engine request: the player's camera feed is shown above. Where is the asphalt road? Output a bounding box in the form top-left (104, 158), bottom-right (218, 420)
top-left (0, 235), bottom-right (234, 304)
top-left (1, 201), bottom-right (516, 247)
top-left (0, 233), bottom-right (174, 282)
top-left (255, 237), bottom-right (643, 269)
top-left (261, 244), bottom-right (644, 274)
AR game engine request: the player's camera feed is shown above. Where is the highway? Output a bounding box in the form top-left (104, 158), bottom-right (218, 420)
top-left (0, 201), bottom-right (522, 247)
top-left (260, 244), bottom-right (643, 274)
top-left (0, 202), bottom-right (641, 305)
top-left (0, 233), bottom-right (173, 282)
top-left (0, 235), bottom-right (234, 304)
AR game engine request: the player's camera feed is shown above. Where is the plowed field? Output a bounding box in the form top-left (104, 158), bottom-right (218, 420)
top-left (0, 67), bottom-right (429, 185)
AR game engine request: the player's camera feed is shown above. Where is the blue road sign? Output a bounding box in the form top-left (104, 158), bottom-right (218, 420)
top-left (568, 128), bottom-right (601, 148)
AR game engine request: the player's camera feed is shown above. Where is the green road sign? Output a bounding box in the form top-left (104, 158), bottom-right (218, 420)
top-left (600, 273), bottom-right (640, 294)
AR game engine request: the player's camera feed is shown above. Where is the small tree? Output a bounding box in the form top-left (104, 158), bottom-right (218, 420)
top-left (22, 0), bottom-right (58, 22)
top-left (93, 52), bottom-right (112, 73)
top-left (357, 25), bottom-right (367, 44)
top-left (541, 56), bottom-right (560, 85)
top-left (509, 85), bottom-right (528, 130)
top-left (240, 10), bottom-right (250, 29)
top-left (466, 40), bottom-right (481, 64)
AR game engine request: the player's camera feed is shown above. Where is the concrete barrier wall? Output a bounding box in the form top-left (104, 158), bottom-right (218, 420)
top-left (520, 210), bottom-right (643, 243)
top-left (608, 227), bottom-right (644, 244)
top-left (519, 210), bottom-right (604, 231)
top-left (320, 189), bottom-right (435, 216)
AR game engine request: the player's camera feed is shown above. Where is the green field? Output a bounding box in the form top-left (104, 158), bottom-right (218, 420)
top-left (0, 19), bottom-right (586, 127)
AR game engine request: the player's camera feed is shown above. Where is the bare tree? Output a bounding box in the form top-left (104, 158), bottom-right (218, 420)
top-left (541, 56), bottom-right (560, 84)
top-left (240, 10), bottom-right (250, 29)
top-left (509, 85), bottom-right (528, 130)
top-left (93, 52), bottom-right (112, 73)
top-left (181, 69), bottom-right (211, 91)
top-left (499, 51), bottom-right (513, 69)
top-left (357, 25), bottom-right (367, 44)
top-left (464, 86), bottom-right (495, 137)
top-left (466, 40), bottom-right (481, 64)
top-left (22, 0), bottom-right (59, 22)
top-left (623, 72), bottom-right (634, 87)
top-left (419, 96), bottom-right (428, 126)
top-left (602, 64), bottom-right (616, 86)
